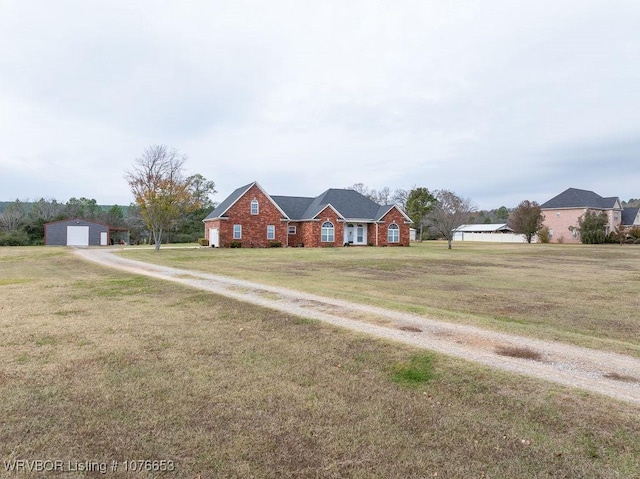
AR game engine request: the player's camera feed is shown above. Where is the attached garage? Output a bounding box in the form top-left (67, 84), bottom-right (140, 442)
top-left (45, 219), bottom-right (111, 246)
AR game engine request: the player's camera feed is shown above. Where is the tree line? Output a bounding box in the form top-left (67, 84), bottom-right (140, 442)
top-left (6, 144), bottom-right (634, 248)
top-left (0, 146), bottom-right (216, 247)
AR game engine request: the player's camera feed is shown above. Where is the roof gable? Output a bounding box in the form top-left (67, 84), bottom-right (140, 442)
top-left (376, 204), bottom-right (413, 223)
top-left (541, 188), bottom-right (621, 210)
top-left (204, 181), bottom-right (289, 220)
top-left (204, 182), bottom-right (255, 220)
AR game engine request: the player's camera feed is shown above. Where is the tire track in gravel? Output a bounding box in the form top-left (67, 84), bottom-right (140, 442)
top-left (75, 248), bottom-right (640, 407)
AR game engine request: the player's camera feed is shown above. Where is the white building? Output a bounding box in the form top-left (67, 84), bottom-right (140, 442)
top-left (453, 224), bottom-right (533, 243)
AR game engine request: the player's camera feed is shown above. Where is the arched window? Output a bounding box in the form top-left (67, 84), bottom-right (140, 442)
top-left (387, 223), bottom-right (399, 243)
top-left (251, 199), bottom-right (259, 215)
top-left (321, 221), bottom-right (334, 242)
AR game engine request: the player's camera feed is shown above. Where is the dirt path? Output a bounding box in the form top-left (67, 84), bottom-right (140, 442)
top-left (75, 248), bottom-right (640, 407)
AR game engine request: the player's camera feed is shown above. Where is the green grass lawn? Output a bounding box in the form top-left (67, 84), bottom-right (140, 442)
top-left (120, 241), bottom-right (640, 357)
top-left (1, 246), bottom-right (639, 478)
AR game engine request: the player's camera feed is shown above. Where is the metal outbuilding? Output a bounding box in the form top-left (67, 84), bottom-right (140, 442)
top-left (44, 218), bottom-right (128, 246)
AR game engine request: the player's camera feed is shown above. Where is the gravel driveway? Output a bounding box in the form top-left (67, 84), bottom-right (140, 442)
top-left (75, 248), bottom-right (640, 406)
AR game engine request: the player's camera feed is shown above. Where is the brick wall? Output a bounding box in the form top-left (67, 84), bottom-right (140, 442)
top-left (300, 207), bottom-right (344, 247)
top-left (205, 184), bottom-right (287, 247)
top-left (204, 188), bottom-right (411, 248)
top-left (376, 208), bottom-right (410, 246)
top-left (542, 208), bottom-right (622, 244)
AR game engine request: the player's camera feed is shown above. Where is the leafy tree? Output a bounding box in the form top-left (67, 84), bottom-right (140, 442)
top-left (126, 145), bottom-right (209, 250)
top-left (508, 200), bottom-right (543, 243)
top-left (24, 198), bottom-right (66, 244)
top-left (105, 205), bottom-right (126, 228)
top-left (427, 190), bottom-right (476, 249)
top-left (125, 203), bottom-right (149, 245)
top-left (186, 174), bottom-right (217, 210)
top-left (65, 197), bottom-right (100, 219)
top-left (576, 210), bottom-right (608, 244)
top-left (495, 206), bottom-right (510, 222)
top-left (405, 187), bottom-right (436, 242)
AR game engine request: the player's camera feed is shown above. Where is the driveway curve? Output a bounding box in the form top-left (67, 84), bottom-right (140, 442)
top-left (75, 248), bottom-right (640, 407)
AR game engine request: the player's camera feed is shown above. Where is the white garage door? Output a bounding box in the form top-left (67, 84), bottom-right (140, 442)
top-left (67, 226), bottom-right (90, 246)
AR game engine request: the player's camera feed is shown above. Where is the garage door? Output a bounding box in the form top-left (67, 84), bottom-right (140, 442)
top-left (67, 226), bottom-right (90, 246)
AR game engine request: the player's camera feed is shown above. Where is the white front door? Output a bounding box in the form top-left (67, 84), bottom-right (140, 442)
top-left (209, 228), bottom-right (219, 247)
top-left (100, 231), bottom-right (108, 246)
top-left (344, 224), bottom-right (367, 245)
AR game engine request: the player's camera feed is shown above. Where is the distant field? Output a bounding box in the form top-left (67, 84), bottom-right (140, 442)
top-left (121, 242), bottom-right (640, 357)
top-left (1, 246), bottom-right (639, 477)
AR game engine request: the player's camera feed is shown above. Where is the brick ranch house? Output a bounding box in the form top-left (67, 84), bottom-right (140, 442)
top-left (203, 182), bottom-right (412, 248)
top-left (541, 187), bottom-right (640, 244)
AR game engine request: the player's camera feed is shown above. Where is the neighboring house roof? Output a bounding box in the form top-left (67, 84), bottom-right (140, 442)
top-left (541, 188), bottom-right (621, 210)
top-left (454, 223), bottom-right (513, 233)
top-left (204, 182), bottom-right (411, 223)
top-left (622, 207), bottom-right (640, 226)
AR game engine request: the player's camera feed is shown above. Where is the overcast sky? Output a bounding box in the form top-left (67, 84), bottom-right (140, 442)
top-left (1, 1), bottom-right (638, 210)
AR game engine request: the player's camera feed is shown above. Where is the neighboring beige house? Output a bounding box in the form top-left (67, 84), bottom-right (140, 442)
top-left (540, 188), bottom-right (624, 244)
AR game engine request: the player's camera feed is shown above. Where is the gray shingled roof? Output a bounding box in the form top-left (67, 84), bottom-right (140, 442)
top-left (205, 182), bottom-right (409, 223)
top-left (622, 207), bottom-right (639, 226)
top-left (270, 195), bottom-right (314, 220)
top-left (298, 188), bottom-right (384, 220)
top-left (541, 188), bottom-right (620, 209)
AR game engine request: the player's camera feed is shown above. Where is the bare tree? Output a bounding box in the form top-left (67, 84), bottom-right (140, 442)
top-left (30, 198), bottom-right (64, 222)
top-left (391, 188), bottom-right (409, 210)
top-left (126, 145), bottom-right (196, 251)
top-left (0, 199), bottom-right (27, 231)
top-left (347, 183), bottom-right (393, 204)
top-left (427, 190), bottom-right (476, 249)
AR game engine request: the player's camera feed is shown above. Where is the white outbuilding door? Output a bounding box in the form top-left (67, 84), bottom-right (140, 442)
top-left (67, 226), bottom-right (90, 246)
top-left (209, 228), bottom-right (219, 247)
top-left (100, 232), bottom-right (108, 246)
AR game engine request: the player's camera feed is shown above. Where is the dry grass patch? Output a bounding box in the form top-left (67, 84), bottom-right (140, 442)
top-left (120, 243), bottom-right (640, 357)
top-left (1, 247), bottom-right (640, 477)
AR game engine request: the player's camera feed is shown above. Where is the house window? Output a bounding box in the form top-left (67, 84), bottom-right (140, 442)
top-left (388, 223), bottom-right (399, 243)
top-left (233, 224), bottom-right (242, 239)
top-left (321, 221), bottom-right (334, 242)
top-left (251, 199), bottom-right (259, 215)
top-left (267, 225), bottom-right (275, 240)
top-left (572, 229), bottom-right (579, 239)
top-left (288, 225), bottom-right (296, 235)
